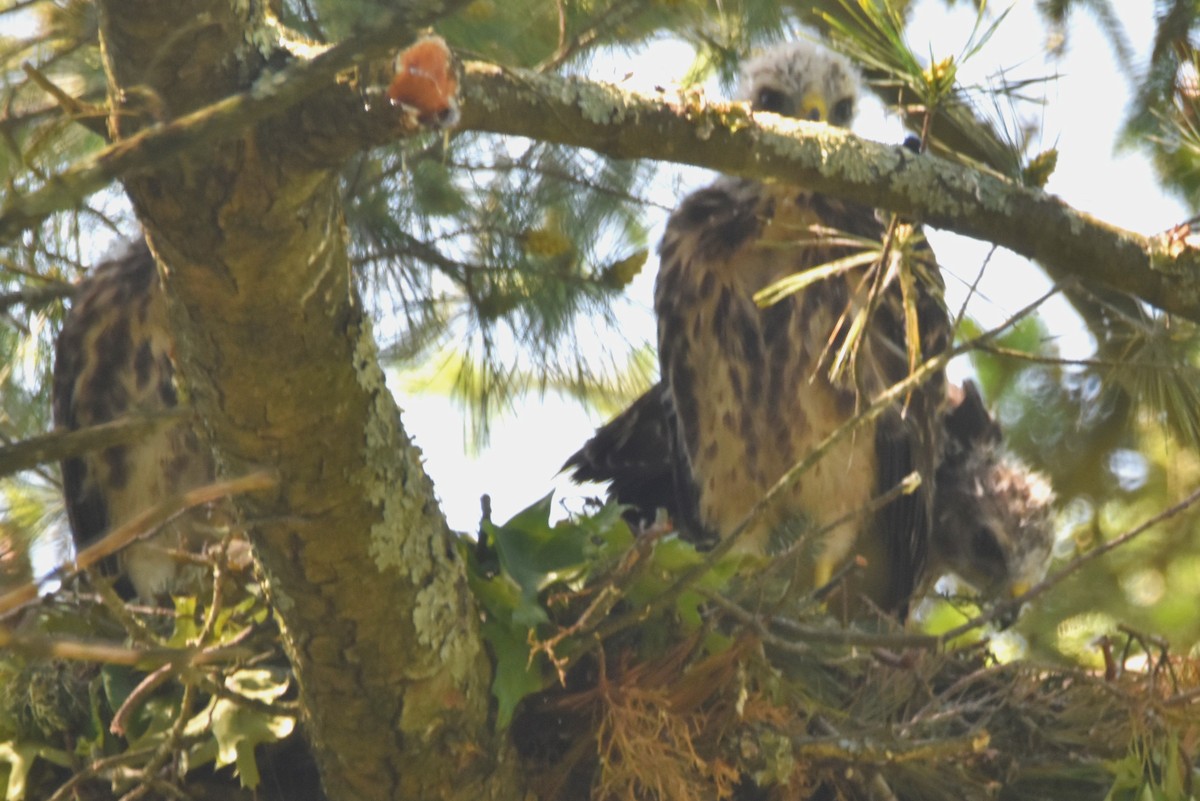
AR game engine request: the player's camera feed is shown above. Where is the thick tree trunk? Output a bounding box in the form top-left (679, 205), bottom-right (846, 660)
top-left (94, 3), bottom-right (511, 798)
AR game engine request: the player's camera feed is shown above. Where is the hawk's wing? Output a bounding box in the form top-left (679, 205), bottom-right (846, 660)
top-left (561, 383), bottom-right (676, 526)
top-left (54, 243), bottom-right (168, 548)
top-left (859, 224), bottom-right (951, 611)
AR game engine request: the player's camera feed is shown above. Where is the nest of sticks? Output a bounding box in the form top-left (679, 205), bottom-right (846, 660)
top-left (510, 569), bottom-right (1200, 801)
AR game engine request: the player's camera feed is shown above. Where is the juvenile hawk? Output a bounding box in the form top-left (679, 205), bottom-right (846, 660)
top-left (573, 40), bottom-right (951, 616)
top-left (567, 379), bottom-right (1056, 612)
top-left (53, 241), bottom-right (219, 600)
top-left (929, 381), bottom-right (1055, 602)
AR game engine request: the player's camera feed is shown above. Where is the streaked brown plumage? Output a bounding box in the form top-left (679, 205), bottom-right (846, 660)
top-left (601, 40), bottom-right (951, 615)
top-left (562, 41), bottom-right (1056, 616)
top-left (567, 378), bottom-right (1057, 613)
top-left (53, 242), bottom-right (221, 600)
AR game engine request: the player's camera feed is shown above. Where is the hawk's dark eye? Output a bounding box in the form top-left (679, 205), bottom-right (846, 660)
top-left (831, 97), bottom-right (854, 124)
top-left (972, 526), bottom-right (1005, 566)
top-left (755, 88), bottom-right (788, 113)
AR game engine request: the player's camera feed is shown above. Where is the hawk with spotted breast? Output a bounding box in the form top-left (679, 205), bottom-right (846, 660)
top-left (53, 241), bottom-right (223, 601)
top-left (566, 41), bottom-right (1059, 613)
top-left (566, 378), bottom-right (1057, 611)
top-left (576, 40), bottom-right (952, 616)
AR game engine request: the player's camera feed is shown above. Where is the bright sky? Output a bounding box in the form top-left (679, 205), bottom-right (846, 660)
top-left (394, 1), bottom-right (1187, 535)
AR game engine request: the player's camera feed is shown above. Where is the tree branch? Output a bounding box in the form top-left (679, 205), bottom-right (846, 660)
top-left (89, 2), bottom-right (509, 797)
top-left (0, 471), bottom-right (274, 618)
top-left (0, 1), bottom-right (470, 244)
top-left (0, 410), bottom-right (185, 480)
top-left (453, 62), bottom-right (1200, 322)
top-left (8, 47), bottom-right (1197, 323)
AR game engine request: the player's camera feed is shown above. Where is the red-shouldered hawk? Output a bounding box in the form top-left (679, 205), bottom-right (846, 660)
top-left (567, 378), bottom-right (1056, 614)
top-left (53, 241), bottom-right (221, 601)
top-left (929, 381), bottom-right (1055, 602)
top-left (573, 40), bottom-right (952, 616)
top-left (567, 376), bottom-right (1057, 615)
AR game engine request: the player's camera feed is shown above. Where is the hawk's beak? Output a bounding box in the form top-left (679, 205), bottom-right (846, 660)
top-left (801, 92), bottom-right (828, 122)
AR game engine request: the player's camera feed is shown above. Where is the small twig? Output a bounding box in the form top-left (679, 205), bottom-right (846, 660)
top-left (0, 471), bottom-right (275, 617)
top-left (768, 615), bottom-right (939, 650)
top-left (760, 471), bottom-right (922, 603)
top-left (118, 776), bottom-right (191, 801)
top-left (21, 61), bottom-right (104, 125)
top-left (1116, 623), bottom-right (1180, 693)
top-left (132, 680), bottom-right (197, 797)
top-left (196, 535), bottom-right (234, 645)
top-left (1164, 685), bottom-right (1200, 708)
top-left (0, 279), bottom-right (75, 316)
top-left (942, 483), bottom-right (1200, 641)
top-left (533, 519), bottom-right (668, 682)
top-left (809, 555), bottom-right (867, 607)
top-left (90, 570), bottom-right (162, 646)
top-left (0, 626), bottom-right (257, 668)
top-left (952, 244), bottom-right (998, 328)
top-left (577, 285), bottom-right (1064, 654)
top-left (45, 746), bottom-right (162, 801)
top-left (905, 659), bottom-right (1015, 728)
top-left (971, 343), bottom-right (1129, 368)
top-left (791, 730), bottom-right (991, 765)
top-left (110, 664), bottom-right (174, 737)
top-left (0, 409), bottom-right (187, 480)
top-left (0, 627), bottom-right (155, 665)
top-left (536, 0), bottom-right (645, 71)
top-left (867, 772), bottom-right (902, 801)
top-left (705, 574), bottom-right (943, 655)
top-left (700, 589), bottom-right (808, 656)
top-left (68, 473), bottom-right (269, 586)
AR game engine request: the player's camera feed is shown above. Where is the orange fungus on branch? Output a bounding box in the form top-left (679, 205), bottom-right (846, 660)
top-left (387, 35), bottom-right (459, 125)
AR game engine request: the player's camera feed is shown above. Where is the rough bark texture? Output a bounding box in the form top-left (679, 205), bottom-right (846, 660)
top-left (94, 3), bottom-right (511, 799)
top-left (455, 62), bottom-right (1200, 323)
top-left (6, 54), bottom-right (1198, 322)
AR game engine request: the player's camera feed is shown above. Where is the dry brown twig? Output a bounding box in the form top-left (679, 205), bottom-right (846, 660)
top-left (941, 482), bottom-right (1200, 641)
top-left (0, 470), bottom-right (274, 619)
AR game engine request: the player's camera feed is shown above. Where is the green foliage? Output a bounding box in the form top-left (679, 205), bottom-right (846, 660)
top-left (1036, 0), bottom-right (1133, 66)
top-left (1103, 731), bottom-right (1195, 801)
top-left (959, 308), bottom-right (1200, 651)
top-left (4, 0), bottom-right (1200, 794)
top-left (181, 669), bottom-right (295, 789)
top-left (623, 533), bottom-right (742, 634)
top-left (822, 0), bottom-right (1033, 178)
top-left (1116, 2), bottom-right (1200, 207)
top-left (463, 494), bottom-right (633, 726)
top-left (303, 0), bottom-right (868, 441)
top-left (345, 132), bottom-right (657, 442)
top-left (0, 581), bottom-right (293, 799)
top-left (1102, 311), bottom-right (1200, 450)
top-left (462, 493), bottom-right (746, 728)
top-left (0, 0), bottom-right (105, 189)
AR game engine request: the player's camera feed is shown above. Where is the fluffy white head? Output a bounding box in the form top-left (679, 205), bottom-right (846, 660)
top-left (737, 39), bottom-right (862, 127)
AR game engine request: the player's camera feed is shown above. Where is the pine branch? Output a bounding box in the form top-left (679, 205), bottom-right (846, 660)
top-left (0, 1), bottom-right (472, 244)
top-left (0, 410), bottom-right (186, 480)
top-left (6, 45), bottom-right (1196, 322)
top-left (455, 61), bottom-right (1200, 322)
